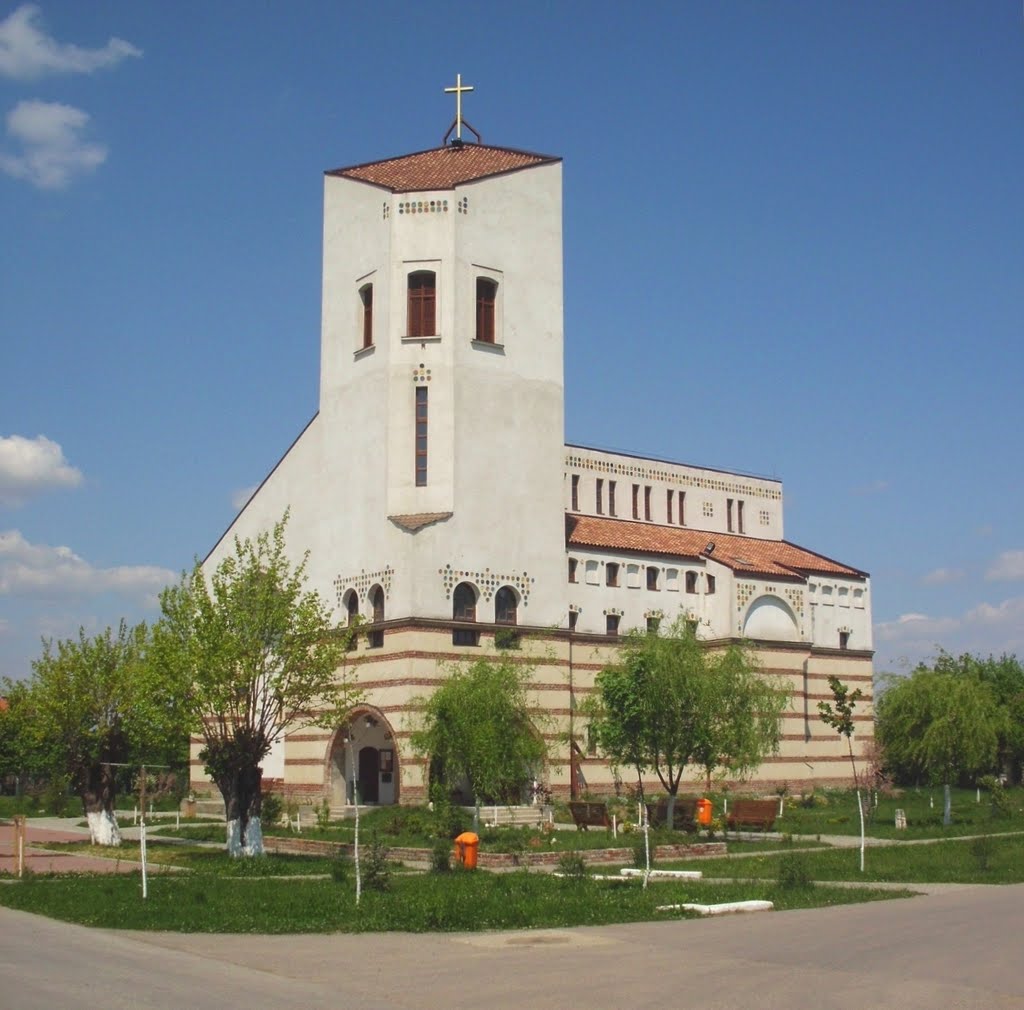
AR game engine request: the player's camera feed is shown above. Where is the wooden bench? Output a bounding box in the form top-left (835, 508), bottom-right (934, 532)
top-left (646, 797), bottom-right (698, 831)
top-left (568, 801), bottom-right (611, 831)
top-left (726, 798), bottom-right (778, 831)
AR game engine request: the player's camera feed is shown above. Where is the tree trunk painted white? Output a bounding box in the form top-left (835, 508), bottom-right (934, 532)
top-left (86, 809), bottom-right (122, 847)
top-left (856, 789), bottom-right (865, 873)
top-left (225, 816), bottom-right (265, 857)
top-left (943, 783), bottom-right (952, 827)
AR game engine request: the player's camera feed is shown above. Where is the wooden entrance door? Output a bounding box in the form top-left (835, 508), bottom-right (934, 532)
top-left (358, 746), bottom-right (379, 803)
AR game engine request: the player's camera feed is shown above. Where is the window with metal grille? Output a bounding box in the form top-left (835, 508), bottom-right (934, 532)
top-left (476, 277), bottom-right (497, 342)
top-left (415, 386), bottom-right (428, 486)
top-left (407, 270), bottom-right (436, 337)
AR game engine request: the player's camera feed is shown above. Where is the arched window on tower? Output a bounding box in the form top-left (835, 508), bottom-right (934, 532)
top-left (495, 586), bottom-right (518, 625)
top-left (367, 585), bottom-right (384, 649)
top-left (407, 270), bottom-right (436, 337)
top-left (452, 582), bottom-right (479, 646)
top-left (344, 590), bottom-right (359, 650)
top-left (475, 277), bottom-right (497, 343)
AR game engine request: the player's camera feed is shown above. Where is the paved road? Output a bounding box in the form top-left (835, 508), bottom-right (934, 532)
top-left (1, 885), bottom-right (1022, 1009)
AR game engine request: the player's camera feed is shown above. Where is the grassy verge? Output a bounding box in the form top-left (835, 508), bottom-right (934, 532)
top-left (658, 832), bottom-right (1024, 884)
top-left (0, 868), bottom-right (910, 933)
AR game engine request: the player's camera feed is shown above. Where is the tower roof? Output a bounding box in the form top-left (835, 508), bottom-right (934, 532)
top-left (327, 143), bottom-right (560, 193)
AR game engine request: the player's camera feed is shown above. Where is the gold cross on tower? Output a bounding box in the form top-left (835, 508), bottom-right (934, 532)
top-left (444, 73), bottom-right (474, 142)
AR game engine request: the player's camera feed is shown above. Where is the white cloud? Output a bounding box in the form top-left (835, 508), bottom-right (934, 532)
top-left (875, 612), bottom-right (959, 643)
top-left (921, 567), bottom-right (965, 586)
top-left (966, 597), bottom-right (1024, 627)
top-left (0, 434), bottom-right (83, 506)
top-left (231, 485), bottom-right (259, 511)
top-left (0, 5), bottom-right (141, 80)
top-left (0, 99), bottom-right (107, 189)
top-left (986, 550), bottom-right (1024, 582)
top-left (0, 529), bottom-right (175, 602)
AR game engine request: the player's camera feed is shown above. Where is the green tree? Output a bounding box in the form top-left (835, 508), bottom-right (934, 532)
top-left (818, 675), bottom-right (867, 870)
top-left (0, 679), bottom-right (45, 795)
top-left (587, 617), bottom-right (788, 829)
top-left (151, 515), bottom-right (358, 856)
top-left (16, 622), bottom-right (178, 844)
top-left (410, 655), bottom-right (547, 815)
top-left (876, 667), bottom-right (1001, 826)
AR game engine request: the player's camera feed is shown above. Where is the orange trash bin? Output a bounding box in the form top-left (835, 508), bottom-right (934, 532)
top-left (696, 798), bottom-right (713, 826)
top-left (454, 831), bottom-right (479, 869)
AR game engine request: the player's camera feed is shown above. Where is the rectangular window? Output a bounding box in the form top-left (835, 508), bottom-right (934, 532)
top-left (571, 474), bottom-right (579, 511)
top-left (646, 616), bottom-right (660, 634)
top-left (644, 486), bottom-right (652, 521)
top-left (415, 386), bottom-right (428, 486)
top-left (452, 628), bottom-right (479, 647)
top-left (706, 574), bottom-right (716, 595)
top-left (666, 568), bottom-right (679, 591)
top-left (608, 481), bottom-right (617, 516)
top-left (475, 277), bottom-right (497, 343)
top-left (632, 484), bottom-right (640, 519)
top-left (839, 630), bottom-right (850, 650)
top-left (585, 560), bottom-right (599, 585)
top-left (679, 491), bottom-right (686, 525)
top-left (367, 630), bottom-right (384, 649)
top-left (408, 271), bottom-right (436, 337)
top-left (606, 562), bottom-right (619, 587)
top-left (360, 284), bottom-right (373, 348)
top-left (568, 558), bottom-right (578, 583)
top-left (569, 610), bottom-right (578, 631)
top-left (727, 498), bottom-right (734, 533)
top-left (666, 489), bottom-right (674, 525)
top-left (626, 564), bottom-right (640, 588)
top-left (646, 566), bottom-right (659, 591)
top-left (737, 499), bottom-right (745, 535)
top-left (685, 571), bottom-right (698, 594)
top-left (596, 479), bottom-right (604, 515)
top-left (606, 614), bottom-right (620, 636)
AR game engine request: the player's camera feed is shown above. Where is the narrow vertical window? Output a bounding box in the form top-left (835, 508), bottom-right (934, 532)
top-left (415, 386), bottom-right (428, 486)
top-left (360, 283), bottom-right (373, 348)
top-left (644, 485), bottom-right (652, 521)
top-left (571, 474), bottom-right (579, 511)
top-left (568, 558), bottom-right (578, 583)
top-left (666, 489), bottom-right (674, 525)
top-left (568, 610), bottom-right (579, 631)
top-left (495, 586), bottom-right (518, 625)
top-left (368, 585), bottom-right (384, 648)
top-left (646, 616), bottom-right (660, 634)
top-left (596, 479), bottom-right (604, 515)
top-left (727, 498), bottom-right (734, 533)
top-left (839, 630), bottom-right (850, 650)
top-left (679, 491), bottom-right (686, 525)
top-left (632, 484), bottom-right (640, 519)
top-left (608, 480), bottom-right (617, 516)
top-left (606, 614), bottom-right (620, 636)
top-left (706, 574), bottom-right (716, 594)
top-left (407, 270), bottom-right (436, 337)
top-left (646, 566), bottom-right (659, 591)
top-left (606, 562), bottom-right (619, 587)
top-left (685, 571), bottom-right (698, 594)
top-left (737, 499), bottom-right (745, 534)
top-left (475, 277), bottom-right (497, 343)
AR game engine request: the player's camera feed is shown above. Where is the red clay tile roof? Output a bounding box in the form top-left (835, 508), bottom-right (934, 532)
top-left (388, 512), bottom-right (453, 532)
top-left (566, 515), bottom-right (866, 580)
top-left (328, 144), bottom-right (559, 193)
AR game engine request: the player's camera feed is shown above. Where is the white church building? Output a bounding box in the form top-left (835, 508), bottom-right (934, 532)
top-left (193, 85), bottom-right (874, 806)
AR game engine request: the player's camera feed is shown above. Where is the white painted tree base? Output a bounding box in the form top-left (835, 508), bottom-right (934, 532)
top-left (86, 809), bottom-right (122, 846)
top-left (657, 900), bottom-right (774, 915)
top-left (226, 816), bottom-right (264, 857)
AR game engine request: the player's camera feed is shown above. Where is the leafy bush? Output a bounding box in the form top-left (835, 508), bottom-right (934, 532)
top-left (979, 776), bottom-right (1013, 819)
top-left (556, 850), bottom-right (588, 883)
top-left (330, 848), bottom-right (352, 884)
top-left (363, 832), bottom-right (392, 892)
top-left (430, 838), bottom-right (452, 874)
top-left (260, 793), bottom-right (283, 827)
top-left (314, 799), bottom-right (332, 831)
top-left (776, 852), bottom-right (813, 890)
top-left (632, 836), bottom-right (654, 870)
top-left (39, 778), bottom-right (71, 816)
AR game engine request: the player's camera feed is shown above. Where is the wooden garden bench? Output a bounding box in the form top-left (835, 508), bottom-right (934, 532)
top-left (726, 798), bottom-right (778, 831)
top-left (568, 801), bottom-right (611, 831)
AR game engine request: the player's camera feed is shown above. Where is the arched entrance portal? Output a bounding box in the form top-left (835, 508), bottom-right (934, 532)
top-left (327, 709), bottom-right (399, 807)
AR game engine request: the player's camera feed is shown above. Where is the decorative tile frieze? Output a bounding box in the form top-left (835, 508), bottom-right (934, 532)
top-left (333, 565), bottom-right (394, 604)
top-left (439, 564), bottom-right (534, 605)
top-left (398, 199), bottom-right (448, 215)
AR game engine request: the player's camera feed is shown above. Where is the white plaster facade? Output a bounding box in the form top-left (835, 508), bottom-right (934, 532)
top-left (191, 139), bottom-right (875, 806)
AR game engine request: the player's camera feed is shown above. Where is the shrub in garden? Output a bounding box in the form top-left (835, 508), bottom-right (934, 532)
top-left (330, 848), bottom-right (352, 884)
top-left (556, 850), bottom-right (588, 883)
top-left (314, 799), bottom-right (332, 831)
top-left (430, 838), bottom-right (452, 874)
top-left (776, 852), bottom-right (813, 890)
top-left (632, 837), bottom-right (654, 870)
top-left (260, 793), bottom-right (283, 828)
top-left (363, 831), bottom-right (392, 892)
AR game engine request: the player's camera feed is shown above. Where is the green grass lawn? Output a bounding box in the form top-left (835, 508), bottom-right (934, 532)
top-left (0, 867), bottom-right (909, 933)
top-left (659, 832), bottom-right (1024, 884)
top-left (764, 786), bottom-right (1024, 840)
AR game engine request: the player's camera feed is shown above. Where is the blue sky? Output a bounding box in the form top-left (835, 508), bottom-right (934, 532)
top-left (2, 1), bottom-right (1022, 682)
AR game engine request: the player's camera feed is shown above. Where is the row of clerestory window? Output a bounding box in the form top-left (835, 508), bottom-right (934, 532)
top-left (359, 273), bottom-right (498, 348)
top-left (568, 558), bottom-right (715, 594)
top-left (570, 474), bottom-right (688, 526)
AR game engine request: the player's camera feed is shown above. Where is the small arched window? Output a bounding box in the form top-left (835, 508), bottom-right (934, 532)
top-left (495, 586), bottom-right (517, 625)
top-left (345, 591), bottom-right (359, 625)
top-left (408, 270), bottom-right (436, 337)
top-left (367, 585), bottom-right (384, 649)
top-left (452, 582), bottom-right (479, 646)
top-left (475, 277), bottom-right (497, 343)
top-left (359, 283), bottom-right (373, 348)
